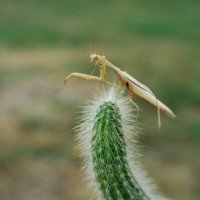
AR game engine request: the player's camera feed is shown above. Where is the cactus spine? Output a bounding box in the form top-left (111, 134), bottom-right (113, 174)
top-left (77, 88), bottom-right (168, 200)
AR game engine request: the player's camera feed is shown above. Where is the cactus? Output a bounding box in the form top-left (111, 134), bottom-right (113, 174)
top-left (76, 88), bottom-right (168, 200)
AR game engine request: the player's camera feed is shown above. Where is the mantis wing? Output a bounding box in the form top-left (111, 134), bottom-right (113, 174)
top-left (122, 71), bottom-right (176, 119)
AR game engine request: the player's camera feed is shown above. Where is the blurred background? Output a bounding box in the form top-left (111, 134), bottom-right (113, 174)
top-left (0, 0), bottom-right (199, 199)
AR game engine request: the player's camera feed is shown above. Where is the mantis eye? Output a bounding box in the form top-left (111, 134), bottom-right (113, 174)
top-left (91, 58), bottom-right (98, 67)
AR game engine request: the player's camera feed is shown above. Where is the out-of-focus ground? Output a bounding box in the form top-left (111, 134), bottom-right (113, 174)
top-left (0, 1), bottom-right (199, 200)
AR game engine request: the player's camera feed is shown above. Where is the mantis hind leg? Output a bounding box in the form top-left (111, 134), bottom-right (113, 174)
top-left (157, 101), bottom-right (161, 128)
top-left (129, 97), bottom-right (140, 121)
top-left (125, 85), bottom-right (140, 120)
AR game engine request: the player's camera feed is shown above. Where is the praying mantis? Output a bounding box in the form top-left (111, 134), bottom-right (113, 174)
top-left (64, 53), bottom-right (176, 127)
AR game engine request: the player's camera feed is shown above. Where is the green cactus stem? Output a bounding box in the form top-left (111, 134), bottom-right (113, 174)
top-left (77, 88), bottom-right (168, 200)
top-left (92, 101), bottom-right (150, 200)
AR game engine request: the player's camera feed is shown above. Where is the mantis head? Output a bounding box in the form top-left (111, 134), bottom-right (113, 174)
top-left (90, 53), bottom-right (101, 68)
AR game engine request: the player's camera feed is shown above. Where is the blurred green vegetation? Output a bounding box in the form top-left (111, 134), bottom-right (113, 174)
top-left (0, 0), bottom-right (199, 200)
